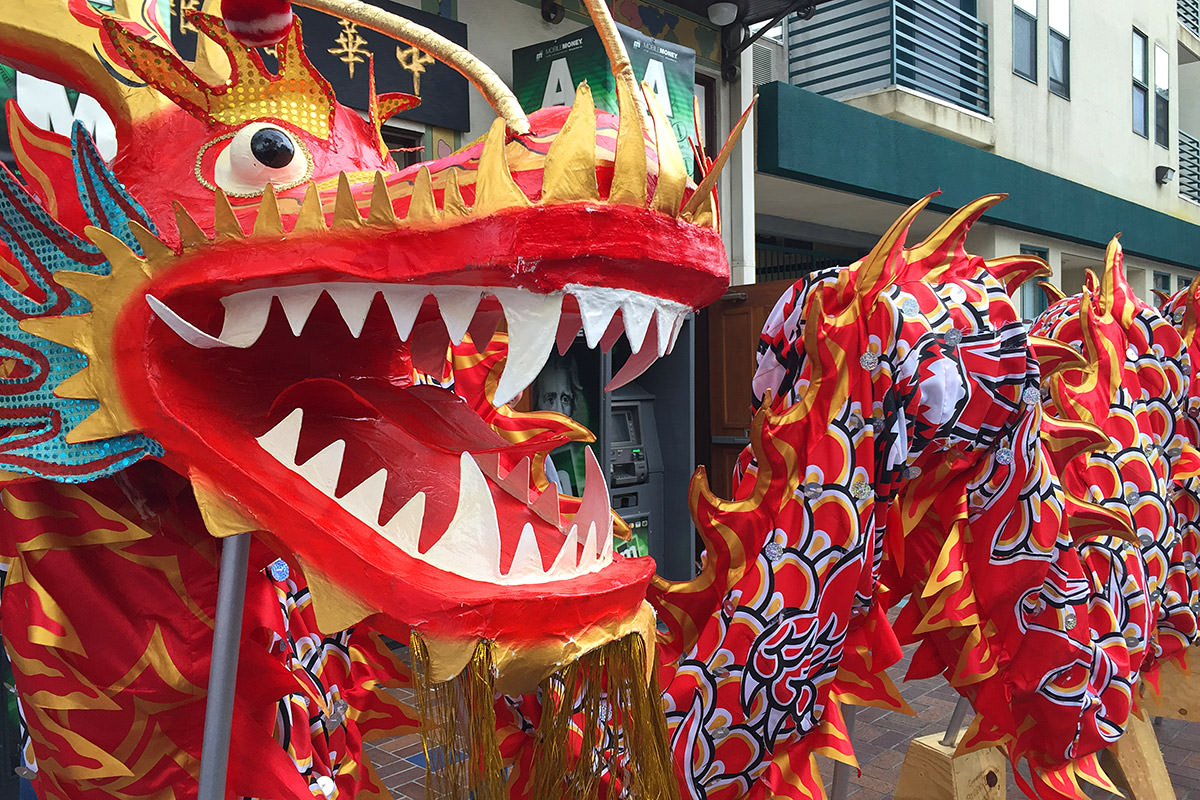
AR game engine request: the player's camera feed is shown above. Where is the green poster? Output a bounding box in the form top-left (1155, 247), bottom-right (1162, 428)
top-left (512, 22), bottom-right (696, 174)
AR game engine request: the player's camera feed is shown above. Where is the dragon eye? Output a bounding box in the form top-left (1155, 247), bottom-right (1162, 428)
top-left (212, 122), bottom-right (311, 196)
top-left (250, 127), bottom-right (295, 168)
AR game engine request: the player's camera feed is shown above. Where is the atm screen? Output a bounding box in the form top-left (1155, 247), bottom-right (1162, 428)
top-left (611, 406), bottom-right (640, 448)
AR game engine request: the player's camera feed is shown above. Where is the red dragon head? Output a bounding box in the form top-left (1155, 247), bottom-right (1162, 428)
top-left (0, 0), bottom-right (739, 689)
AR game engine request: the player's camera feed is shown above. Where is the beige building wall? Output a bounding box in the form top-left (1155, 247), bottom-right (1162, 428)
top-left (984, 0), bottom-right (1200, 222)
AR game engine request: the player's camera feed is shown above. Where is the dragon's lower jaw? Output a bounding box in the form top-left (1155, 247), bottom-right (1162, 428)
top-left (118, 273), bottom-right (687, 685)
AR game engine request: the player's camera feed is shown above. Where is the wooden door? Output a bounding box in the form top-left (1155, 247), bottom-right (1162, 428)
top-left (701, 279), bottom-right (797, 499)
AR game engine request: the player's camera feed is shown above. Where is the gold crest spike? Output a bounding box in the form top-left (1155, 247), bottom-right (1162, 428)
top-left (442, 169), bottom-right (469, 218)
top-left (473, 118), bottom-right (531, 217)
top-left (542, 82), bottom-right (599, 205)
top-left (368, 171), bottom-right (398, 226)
top-left (609, 79), bottom-right (648, 207)
top-left (1181, 272), bottom-right (1200, 346)
top-left (856, 194), bottom-right (935, 297)
top-left (213, 189), bottom-right (245, 240)
top-left (253, 185), bottom-right (284, 238)
top-left (645, 82), bottom-right (686, 215)
top-left (64, 407), bottom-right (130, 445)
top-left (407, 166), bottom-right (439, 225)
top-left (333, 173), bottom-right (364, 229)
top-left (985, 253), bottom-right (1052, 296)
top-left (190, 0), bottom-right (233, 85)
top-left (191, 474), bottom-right (261, 538)
top-left (1040, 281), bottom-right (1066, 305)
top-left (81, 227), bottom-right (146, 278)
top-left (680, 97), bottom-right (757, 218)
top-left (907, 194), bottom-right (1006, 264)
top-left (53, 367), bottom-right (96, 402)
top-left (127, 222), bottom-right (174, 264)
top-left (300, 558), bottom-right (377, 632)
top-left (174, 202), bottom-right (211, 249)
top-left (1098, 235), bottom-right (1134, 325)
top-left (295, 0), bottom-right (529, 135)
top-left (294, 183), bottom-right (328, 234)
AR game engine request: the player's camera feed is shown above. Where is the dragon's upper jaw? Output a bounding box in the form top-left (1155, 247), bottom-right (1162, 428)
top-left (100, 193), bottom-right (725, 670)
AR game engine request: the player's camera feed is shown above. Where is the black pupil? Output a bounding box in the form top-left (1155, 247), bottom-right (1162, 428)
top-left (250, 128), bottom-right (295, 169)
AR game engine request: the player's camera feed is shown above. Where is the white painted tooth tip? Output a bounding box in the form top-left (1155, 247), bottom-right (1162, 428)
top-left (146, 294), bottom-right (226, 349)
top-left (256, 407), bottom-right (305, 458)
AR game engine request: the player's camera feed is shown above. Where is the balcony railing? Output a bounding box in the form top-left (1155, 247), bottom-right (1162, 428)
top-left (788, 0), bottom-right (990, 116)
top-left (1182, 0), bottom-right (1200, 39)
top-left (755, 245), bottom-right (854, 283)
top-left (1181, 131), bottom-right (1200, 204)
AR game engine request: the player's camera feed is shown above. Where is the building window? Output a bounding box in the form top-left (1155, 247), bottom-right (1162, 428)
top-left (1133, 29), bottom-right (1149, 137)
top-left (1048, 0), bottom-right (1069, 98)
top-left (382, 126), bottom-right (425, 170)
top-left (1154, 271), bottom-right (1172, 294)
top-left (1155, 44), bottom-right (1170, 148)
top-left (1020, 245), bottom-right (1051, 322)
top-left (1013, 0), bottom-right (1037, 83)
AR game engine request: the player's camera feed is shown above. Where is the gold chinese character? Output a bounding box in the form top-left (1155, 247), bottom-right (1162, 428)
top-left (328, 19), bottom-right (371, 79)
top-left (396, 45), bottom-right (435, 96)
top-left (175, 0), bottom-right (200, 34)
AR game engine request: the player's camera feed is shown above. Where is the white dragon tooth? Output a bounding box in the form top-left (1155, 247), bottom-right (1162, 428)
top-left (337, 468), bottom-right (388, 527)
top-left (255, 408), bottom-right (305, 463)
top-left (581, 521), bottom-right (599, 567)
top-left (473, 452), bottom-right (503, 481)
top-left (575, 447), bottom-right (612, 565)
top-left (325, 284), bottom-right (379, 338)
top-left (655, 305), bottom-right (687, 358)
top-left (381, 285), bottom-right (427, 341)
top-left (600, 526), bottom-right (614, 565)
top-left (421, 452), bottom-right (503, 582)
top-left (571, 285), bottom-right (622, 349)
top-left (547, 524), bottom-right (580, 577)
top-left (665, 311), bottom-right (687, 355)
top-left (492, 289), bottom-right (563, 406)
top-left (218, 289), bottom-right (273, 347)
top-left (607, 323), bottom-right (660, 392)
top-left (377, 491), bottom-right (425, 555)
top-left (432, 287), bottom-right (483, 344)
top-left (275, 285), bottom-right (324, 336)
top-left (599, 314), bottom-right (625, 353)
top-left (505, 522), bottom-right (545, 580)
top-left (531, 483), bottom-right (562, 527)
top-left (556, 310), bottom-right (583, 355)
top-left (499, 455), bottom-right (532, 502)
top-left (619, 294), bottom-right (656, 355)
top-left (295, 440), bottom-right (346, 496)
top-left (146, 294), bottom-right (229, 349)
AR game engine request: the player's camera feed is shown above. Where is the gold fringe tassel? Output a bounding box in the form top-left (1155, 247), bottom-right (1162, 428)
top-left (409, 632), bottom-right (676, 800)
top-left (531, 633), bottom-right (679, 800)
top-left (409, 632), bottom-right (505, 800)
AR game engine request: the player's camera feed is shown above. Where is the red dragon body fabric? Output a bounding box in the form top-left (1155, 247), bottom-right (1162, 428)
top-left (2, 1), bottom-right (1199, 799)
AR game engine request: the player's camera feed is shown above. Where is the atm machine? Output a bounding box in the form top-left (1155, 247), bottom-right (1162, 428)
top-left (601, 316), bottom-right (697, 582)
top-left (608, 384), bottom-right (663, 563)
top-left (536, 317), bottom-right (698, 581)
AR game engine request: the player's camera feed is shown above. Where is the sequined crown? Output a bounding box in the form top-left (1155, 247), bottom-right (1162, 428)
top-left (102, 13), bottom-right (340, 138)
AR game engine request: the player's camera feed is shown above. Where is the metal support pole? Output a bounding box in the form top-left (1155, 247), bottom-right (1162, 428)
top-left (829, 704), bottom-right (857, 800)
top-left (940, 696), bottom-right (972, 747)
top-left (197, 532), bottom-right (251, 800)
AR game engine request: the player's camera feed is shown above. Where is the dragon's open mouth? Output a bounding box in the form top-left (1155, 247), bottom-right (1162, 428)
top-left (141, 277), bottom-right (689, 589)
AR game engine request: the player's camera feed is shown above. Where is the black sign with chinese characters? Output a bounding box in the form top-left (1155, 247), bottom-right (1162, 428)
top-left (168, 0), bottom-right (470, 131)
